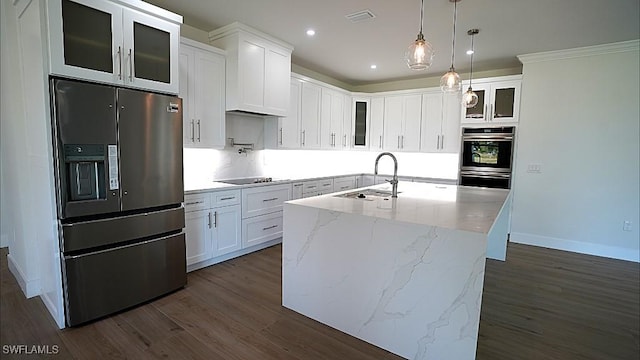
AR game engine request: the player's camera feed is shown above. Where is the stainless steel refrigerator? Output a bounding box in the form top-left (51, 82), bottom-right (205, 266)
top-left (50, 78), bottom-right (187, 326)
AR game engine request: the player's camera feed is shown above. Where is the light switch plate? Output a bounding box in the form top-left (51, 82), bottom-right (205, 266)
top-left (527, 164), bottom-right (542, 173)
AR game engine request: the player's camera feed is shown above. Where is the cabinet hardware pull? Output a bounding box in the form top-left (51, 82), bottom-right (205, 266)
top-left (197, 119), bottom-right (201, 142)
top-left (397, 135), bottom-right (400, 149)
top-left (379, 135), bottom-right (382, 148)
top-left (185, 201), bottom-right (204, 205)
top-left (262, 225), bottom-right (278, 231)
top-left (294, 184), bottom-right (302, 187)
top-left (441, 134), bottom-right (444, 149)
top-left (208, 211), bottom-right (212, 229)
top-left (484, 104), bottom-right (489, 122)
top-left (302, 130), bottom-right (306, 146)
top-left (128, 48), bottom-right (133, 81)
top-left (190, 120), bottom-right (195, 142)
top-left (220, 196), bottom-right (235, 201)
top-left (343, 134), bottom-right (346, 147)
top-left (307, 185), bottom-right (316, 189)
top-left (490, 104), bottom-right (494, 121)
top-left (262, 197), bottom-right (278, 202)
top-left (401, 135), bottom-right (404, 149)
top-left (279, 128), bottom-right (283, 145)
top-left (117, 46), bottom-right (122, 80)
top-left (213, 211), bottom-right (217, 228)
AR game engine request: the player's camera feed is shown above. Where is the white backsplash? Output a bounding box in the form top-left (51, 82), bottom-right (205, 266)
top-left (183, 113), bottom-right (459, 185)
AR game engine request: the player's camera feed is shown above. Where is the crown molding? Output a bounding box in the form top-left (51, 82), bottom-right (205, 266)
top-left (517, 40), bottom-right (639, 64)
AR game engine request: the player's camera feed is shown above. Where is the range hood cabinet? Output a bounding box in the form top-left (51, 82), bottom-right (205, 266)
top-left (209, 22), bottom-right (294, 118)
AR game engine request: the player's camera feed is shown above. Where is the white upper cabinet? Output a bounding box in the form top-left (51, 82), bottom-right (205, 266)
top-left (209, 23), bottom-right (293, 117)
top-left (277, 79), bottom-right (302, 148)
top-left (383, 94), bottom-right (422, 152)
top-left (300, 82), bottom-right (322, 149)
top-left (461, 75), bottom-right (522, 124)
top-left (342, 94), bottom-right (353, 149)
top-left (369, 97), bottom-right (385, 151)
top-left (351, 97), bottom-right (370, 150)
top-left (180, 38), bottom-right (226, 149)
top-left (47, 0), bottom-right (181, 94)
top-left (421, 92), bottom-right (461, 153)
top-left (320, 88), bottom-right (345, 149)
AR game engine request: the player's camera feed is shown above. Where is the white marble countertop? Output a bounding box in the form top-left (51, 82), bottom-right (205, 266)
top-left (287, 181), bottom-right (509, 234)
top-left (184, 174), bottom-right (457, 194)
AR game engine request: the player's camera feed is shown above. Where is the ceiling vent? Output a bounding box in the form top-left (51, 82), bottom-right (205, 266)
top-left (345, 9), bottom-right (376, 23)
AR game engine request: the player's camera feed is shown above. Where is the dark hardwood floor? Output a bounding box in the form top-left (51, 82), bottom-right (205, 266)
top-left (1, 243), bottom-right (638, 359)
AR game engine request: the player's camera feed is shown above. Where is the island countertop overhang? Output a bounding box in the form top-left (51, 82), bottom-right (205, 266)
top-left (286, 181), bottom-right (510, 234)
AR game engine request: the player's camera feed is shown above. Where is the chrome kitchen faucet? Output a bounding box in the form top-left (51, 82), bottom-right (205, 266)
top-left (374, 152), bottom-right (399, 198)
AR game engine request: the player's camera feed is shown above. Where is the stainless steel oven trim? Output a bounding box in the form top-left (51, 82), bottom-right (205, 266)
top-left (460, 172), bottom-right (511, 180)
top-left (462, 134), bottom-right (513, 141)
top-left (460, 166), bottom-right (512, 174)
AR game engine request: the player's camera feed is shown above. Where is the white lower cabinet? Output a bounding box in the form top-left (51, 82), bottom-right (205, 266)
top-left (184, 209), bottom-right (212, 265)
top-left (242, 211), bottom-right (283, 248)
top-left (301, 178), bottom-right (333, 198)
top-left (241, 184), bottom-right (291, 247)
top-left (184, 189), bottom-right (241, 271)
top-left (333, 176), bottom-right (356, 192)
top-left (211, 205), bottom-right (242, 256)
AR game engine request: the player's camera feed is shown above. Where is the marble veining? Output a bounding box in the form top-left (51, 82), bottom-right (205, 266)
top-left (283, 181), bottom-right (507, 360)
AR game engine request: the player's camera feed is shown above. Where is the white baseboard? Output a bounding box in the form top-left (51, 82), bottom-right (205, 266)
top-left (41, 290), bottom-right (66, 329)
top-left (7, 253), bottom-right (41, 298)
top-left (510, 232), bottom-right (640, 263)
top-left (188, 238), bottom-right (282, 272)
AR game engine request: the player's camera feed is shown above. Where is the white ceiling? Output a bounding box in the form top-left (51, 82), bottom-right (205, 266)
top-left (145, 0), bottom-right (639, 86)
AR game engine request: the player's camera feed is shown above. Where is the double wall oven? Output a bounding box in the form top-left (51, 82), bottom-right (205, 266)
top-left (459, 127), bottom-right (515, 189)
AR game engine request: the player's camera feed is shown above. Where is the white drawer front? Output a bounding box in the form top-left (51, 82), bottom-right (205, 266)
top-left (211, 189), bottom-right (241, 207)
top-left (302, 180), bottom-right (319, 193)
top-left (333, 177), bottom-right (356, 192)
top-left (241, 184), bottom-right (291, 219)
top-left (184, 194), bottom-right (210, 212)
top-left (317, 179), bottom-right (334, 192)
top-left (242, 211), bottom-right (283, 248)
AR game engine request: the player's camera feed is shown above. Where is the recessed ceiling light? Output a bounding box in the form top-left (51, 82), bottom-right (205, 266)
top-left (466, 50), bottom-right (474, 55)
top-left (306, 29), bottom-right (316, 36)
top-left (370, 64), bottom-right (377, 69)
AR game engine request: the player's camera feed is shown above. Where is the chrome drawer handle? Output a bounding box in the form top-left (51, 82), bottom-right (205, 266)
top-left (220, 196), bottom-right (235, 201)
top-left (262, 225), bottom-right (278, 231)
top-left (262, 197), bottom-right (278, 202)
top-left (186, 201), bottom-right (204, 205)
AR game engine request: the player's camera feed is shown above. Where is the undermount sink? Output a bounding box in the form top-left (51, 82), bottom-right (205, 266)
top-left (334, 189), bottom-right (399, 200)
top-left (217, 177), bottom-right (274, 185)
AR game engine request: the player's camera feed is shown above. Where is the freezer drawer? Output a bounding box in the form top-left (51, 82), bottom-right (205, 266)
top-left (63, 233), bottom-right (186, 326)
top-left (61, 206), bottom-right (185, 253)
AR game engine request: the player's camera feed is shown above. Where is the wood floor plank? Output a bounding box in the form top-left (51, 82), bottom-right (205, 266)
top-left (1, 242), bottom-right (638, 360)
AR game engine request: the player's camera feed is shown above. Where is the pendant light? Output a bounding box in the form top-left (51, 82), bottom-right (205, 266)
top-left (440, 0), bottom-right (462, 93)
top-left (462, 29), bottom-right (479, 108)
top-left (405, 0), bottom-right (434, 70)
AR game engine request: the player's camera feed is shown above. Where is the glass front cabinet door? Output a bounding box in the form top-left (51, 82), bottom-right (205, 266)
top-left (461, 76), bottom-right (521, 124)
top-left (48, 0), bottom-right (180, 94)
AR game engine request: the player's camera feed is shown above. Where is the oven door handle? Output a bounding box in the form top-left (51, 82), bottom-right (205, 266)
top-left (462, 135), bottom-right (513, 141)
top-left (461, 172), bottom-right (511, 179)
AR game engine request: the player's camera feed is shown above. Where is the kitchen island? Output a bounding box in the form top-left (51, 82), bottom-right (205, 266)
top-left (282, 181), bottom-right (511, 360)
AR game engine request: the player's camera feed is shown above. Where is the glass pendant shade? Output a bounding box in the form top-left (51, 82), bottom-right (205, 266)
top-left (462, 87), bottom-right (479, 108)
top-left (440, 67), bottom-right (461, 92)
top-left (405, 33), bottom-right (434, 70)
